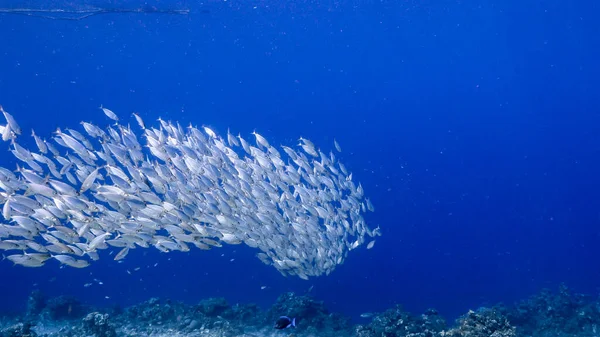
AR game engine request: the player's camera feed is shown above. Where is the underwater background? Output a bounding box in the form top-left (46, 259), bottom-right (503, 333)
top-left (0, 0), bottom-right (599, 332)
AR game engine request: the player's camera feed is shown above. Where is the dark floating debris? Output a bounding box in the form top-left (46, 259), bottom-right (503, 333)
top-left (0, 6), bottom-right (190, 21)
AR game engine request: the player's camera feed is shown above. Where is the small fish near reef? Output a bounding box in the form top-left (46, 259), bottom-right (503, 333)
top-left (274, 316), bottom-right (296, 329)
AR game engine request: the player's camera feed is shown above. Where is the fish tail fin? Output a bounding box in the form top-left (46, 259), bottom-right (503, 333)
top-left (292, 317), bottom-right (296, 328)
top-left (23, 187), bottom-right (33, 197)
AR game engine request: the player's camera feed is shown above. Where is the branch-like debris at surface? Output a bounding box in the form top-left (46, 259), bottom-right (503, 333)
top-left (0, 6), bottom-right (190, 20)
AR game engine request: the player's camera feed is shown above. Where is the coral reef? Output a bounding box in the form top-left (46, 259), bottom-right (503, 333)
top-left (195, 298), bottom-right (230, 317)
top-left (42, 296), bottom-right (86, 321)
top-left (267, 292), bottom-right (352, 334)
top-left (442, 308), bottom-right (515, 337)
top-left (123, 298), bottom-right (177, 325)
top-left (2, 287), bottom-right (600, 337)
top-left (507, 284), bottom-right (600, 336)
top-left (0, 322), bottom-right (36, 337)
top-left (82, 312), bottom-right (116, 337)
top-left (25, 291), bottom-right (45, 318)
top-left (354, 306), bottom-right (446, 337)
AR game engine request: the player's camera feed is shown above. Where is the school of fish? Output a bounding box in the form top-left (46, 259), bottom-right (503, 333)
top-left (0, 105), bottom-right (380, 279)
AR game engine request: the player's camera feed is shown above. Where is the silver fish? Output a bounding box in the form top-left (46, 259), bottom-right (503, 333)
top-left (0, 106), bottom-right (379, 278)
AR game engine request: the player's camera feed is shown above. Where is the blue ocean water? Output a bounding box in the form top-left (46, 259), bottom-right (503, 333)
top-left (0, 0), bottom-right (598, 323)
